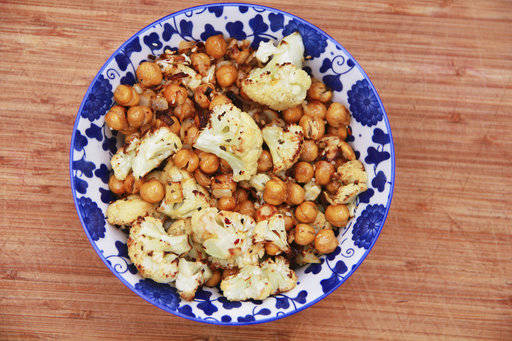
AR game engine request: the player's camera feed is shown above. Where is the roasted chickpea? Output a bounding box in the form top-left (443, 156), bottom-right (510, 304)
top-left (108, 174), bottom-right (125, 196)
top-left (209, 94), bottom-right (231, 110)
top-left (105, 105), bottom-right (128, 131)
top-left (325, 204), bottom-right (350, 227)
top-left (194, 84), bottom-right (213, 109)
top-left (127, 106), bottom-right (152, 128)
top-left (205, 269), bottom-right (221, 287)
top-left (183, 126), bottom-right (200, 145)
top-left (300, 140), bottom-right (318, 162)
top-left (211, 174), bottom-right (236, 198)
top-left (219, 158), bottom-right (231, 173)
top-left (282, 105), bottom-right (303, 123)
top-left (136, 62), bottom-right (163, 87)
top-left (167, 115), bottom-right (181, 135)
top-left (294, 162), bottom-right (314, 184)
top-left (163, 84), bottom-right (187, 106)
top-left (216, 64), bottom-right (238, 88)
top-left (315, 161), bottom-right (335, 186)
top-left (295, 201), bottom-right (318, 223)
top-left (139, 179), bottom-right (165, 203)
top-left (194, 169), bottom-right (212, 187)
top-left (174, 98), bottom-right (196, 121)
top-left (299, 115), bottom-right (325, 140)
top-left (205, 34), bottom-right (227, 59)
top-left (263, 178), bottom-right (287, 206)
top-left (315, 229), bottom-right (338, 254)
top-left (326, 102), bottom-right (351, 127)
top-left (173, 149), bottom-right (199, 172)
top-left (256, 204), bottom-right (278, 222)
top-left (217, 196), bottom-right (236, 211)
top-left (307, 80), bottom-right (332, 102)
top-left (286, 182), bottom-right (305, 206)
top-left (234, 188), bottom-right (248, 203)
top-left (257, 150), bottom-right (273, 172)
top-left (294, 224), bottom-right (316, 246)
top-left (327, 125), bottom-right (348, 140)
top-left (303, 100), bottom-right (327, 119)
top-left (265, 242), bottom-right (281, 256)
top-left (114, 84), bottom-right (140, 106)
top-left (190, 52), bottom-right (211, 76)
top-left (199, 152), bottom-right (219, 174)
top-left (237, 200), bottom-right (255, 218)
top-left (123, 173), bottom-right (143, 194)
top-left (326, 180), bottom-right (341, 194)
top-left (283, 214), bottom-right (296, 231)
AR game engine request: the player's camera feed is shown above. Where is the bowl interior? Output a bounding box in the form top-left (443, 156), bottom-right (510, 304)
top-left (70, 3), bottom-right (394, 325)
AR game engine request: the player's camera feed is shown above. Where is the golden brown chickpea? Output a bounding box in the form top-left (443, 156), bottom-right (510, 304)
top-left (325, 204), bottom-right (350, 227)
top-left (211, 174), bottom-right (236, 198)
top-left (307, 80), bottom-right (333, 103)
top-left (183, 126), bottom-right (200, 145)
top-left (315, 229), bottom-right (338, 254)
top-left (219, 158), bottom-right (231, 173)
top-left (286, 182), bottom-right (305, 206)
top-left (300, 140), bottom-right (319, 162)
top-left (108, 174), bottom-right (125, 196)
top-left (105, 105), bottom-right (128, 131)
top-left (265, 242), bottom-right (281, 256)
top-left (294, 162), bottom-right (314, 184)
top-left (299, 115), bottom-right (325, 140)
top-left (255, 204), bottom-right (278, 222)
top-left (163, 84), bottom-right (187, 106)
top-left (194, 84), bottom-right (213, 109)
top-left (295, 201), bottom-right (318, 223)
top-left (114, 84), bottom-right (140, 106)
top-left (263, 178), bottom-right (287, 206)
top-left (205, 34), bottom-right (227, 59)
top-left (209, 94), bottom-right (231, 110)
top-left (315, 160), bottom-right (335, 186)
top-left (167, 115), bottom-right (181, 135)
top-left (294, 224), bottom-right (316, 246)
top-left (205, 269), bottom-right (221, 287)
top-left (303, 100), bottom-right (327, 119)
top-left (174, 98), bottom-right (196, 121)
top-left (190, 52), bottom-right (211, 76)
top-left (234, 188), bottom-right (248, 203)
top-left (327, 125), bottom-right (348, 140)
top-left (173, 149), bottom-right (199, 172)
top-left (217, 196), bottom-right (236, 211)
top-left (194, 169), bottom-right (212, 187)
top-left (139, 179), bottom-right (165, 203)
top-left (127, 106), bottom-right (152, 128)
top-left (282, 105), bottom-right (303, 123)
top-left (326, 102), bottom-right (351, 127)
top-left (136, 62), bottom-right (163, 87)
top-left (326, 180), bottom-right (341, 194)
top-left (237, 200), bottom-right (256, 218)
top-left (257, 150), bottom-right (273, 172)
top-left (199, 152), bottom-right (219, 174)
top-left (283, 214), bottom-right (296, 231)
top-left (216, 64), bottom-right (238, 88)
top-left (123, 173), bottom-right (143, 194)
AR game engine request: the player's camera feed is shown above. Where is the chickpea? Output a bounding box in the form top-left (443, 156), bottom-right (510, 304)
top-left (163, 84), bottom-right (187, 106)
top-left (205, 269), bottom-right (221, 287)
top-left (194, 169), bottom-right (212, 187)
top-left (257, 150), bottom-right (273, 172)
top-left (209, 94), bottom-right (231, 110)
top-left (190, 52), bottom-right (211, 76)
top-left (217, 196), bottom-right (236, 211)
top-left (234, 188), bottom-right (248, 203)
top-left (237, 200), bottom-right (255, 218)
top-left (108, 174), bottom-right (125, 196)
top-left (139, 179), bottom-right (165, 203)
top-left (183, 126), bottom-right (200, 145)
top-left (265, 242), bottom-right (281, 256)
top-left (300, 140), bottom-right (319, 162)
top-left (307, 80), bottom-right (333, 103)
top-left (136, 62), bottom-right (162, 87)
top-left (173, 149), bottom-right (199, 172)
top-left (315, 229), bottom-right (338, 254)
top-left (219, 158), bottom-right (232, 173)
top-left (286, 182), bottom-right (305, 206)
top-left (303, 101), bottom-right (327, 119)
top-left (326, 180), bottom-right (341, 194)
top-left (283, 214), bottom-right (296, 231)
top-left (263, 178), bottom-right (287, 206)
top-left (127, 106), bottom-right (152, 128)
top-left (167, 115), bottom-right (181, 135)
top-left (205, 34), bottom-right (227, 59)
top-left (255, 204), bottom-right (277, 222)
top-left (295, 201), bottom-right (318, 223)
top-left (199, 152), bottom-right (219, 174)
top-left (216, 64), bottom-right (238, 88)
top-left (174, 98), bottom-right (196, 121)
top-left (114, 84), bottom-right (140, 106)
top-left (123, 173), bottom-right (143, 194)
top-left (294, 224), bottom-right (316, 246)
top-left (294, 162), bottom-right (314, 184)
top-left (327, 125), bottom-right (347, 140)
top-left (315, 161), bottom-right (335, 186)
top-left (326, 103), bottom-right (351, 127)
top-left (325, 204), bottom-right (350, 227)
top-left (282, 105), bottom-right (303, 123)
top-left (211, 174), bottom-right (236, 198)
top-left (194, 84), bottom-right (213, 109)
top-left (105, 105), bottom-right (128, 131)
top-left (299, 115), bottom-right (325, 140)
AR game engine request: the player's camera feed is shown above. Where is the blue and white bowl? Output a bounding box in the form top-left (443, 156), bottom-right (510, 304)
top-left (70, 3), bottom-right (395, 325)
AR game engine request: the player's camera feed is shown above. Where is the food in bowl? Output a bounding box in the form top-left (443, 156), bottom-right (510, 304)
top-left (103, 31), bottom-right (368, 302)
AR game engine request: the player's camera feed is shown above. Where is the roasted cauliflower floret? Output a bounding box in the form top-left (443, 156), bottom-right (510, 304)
top-left (295, 245), bottom-right (321, 266)
top-left (325, 160), bottom-right (368, 204)
top-left (318, 136), bottom-right (356, 162)
top-left (158, 178), bottom-right (211, 219)
top-left (242, 32), bottom-right (312, 111)
top-left (303, 180), bottom-right (321, 201)
top-left (106, 195), bottom-right (154, 226)
top-left (248, 173), bottom-right (271, 193)
top-left (311, 211), bottom-right (332, 233)
top-left (110, 137), bottom-right (140, 181)
top-left (262, 124), bottom-right (304, 172)
top-left (157, 53), bottom-right (202, 90)
top-left (175, 258), bottom-right (211, 301)
top-left (194, 103), bottom-right (263, 181)
top-left (253, 214), bottom-right (290, 253)
top-left (261, 256), bottom-right (297, 293)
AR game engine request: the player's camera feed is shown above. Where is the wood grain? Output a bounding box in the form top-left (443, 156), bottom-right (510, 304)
top-left (1, 0), bottom-right (512, 339)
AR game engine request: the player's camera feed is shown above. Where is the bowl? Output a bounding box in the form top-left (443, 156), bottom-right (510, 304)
top-left (70, 3), bottom-right (395, 325)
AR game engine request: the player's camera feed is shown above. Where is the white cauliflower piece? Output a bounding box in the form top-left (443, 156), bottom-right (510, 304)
top-left (162, 160), bottom-right (192, 182)
top-left (295, 246), bottom-right (321, 266)
top-left (319, 136), bottom-right (356, 162)
top-left (157, 54), bottom-right (202, 90)
top-left (248, 173), bottom-right (271, 193)
top-left (253, 214), bottom-right (290, 253)
top-left (304, 180), bottom-right (321, 201)
top-left (106, 195), bottom-right (154, 226)
top-left (242, 32), bottom-right (311, 111)
top-left (260, 257), bottom-right (297, 294)
top-left (175, 258), bottom-right (211, 301)
top-left (194, 103), bottom-right (263, 181)
top-left (110, 137), bottom-right (140, 181)
top-left (166, 218), bottom-right (192, 236)
top-left (262, 124), bottom-right (303, 172)
top-left (158, 178), bottom-right (211, 219)
top-left (311, 211), bottom-right (332, 233)
top-left (325, 160), bottom-right (368, 205)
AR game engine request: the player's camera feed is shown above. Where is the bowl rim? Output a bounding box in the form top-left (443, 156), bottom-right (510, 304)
top-left (69, 2), bottom-right (395, 326)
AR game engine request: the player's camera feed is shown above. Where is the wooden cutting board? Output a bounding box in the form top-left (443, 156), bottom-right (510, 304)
top-left (1, 0), bottom-right (511, 339)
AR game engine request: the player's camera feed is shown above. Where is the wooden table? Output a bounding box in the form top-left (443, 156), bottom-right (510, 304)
top-left (1, 0), bottom-right (511, 339)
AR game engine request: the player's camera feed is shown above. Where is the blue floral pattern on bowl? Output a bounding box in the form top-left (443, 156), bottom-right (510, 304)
top-left (70, 3), bottom-right (395, 325)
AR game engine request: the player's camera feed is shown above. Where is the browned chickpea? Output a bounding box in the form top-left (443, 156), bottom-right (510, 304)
top-left (194, 169), bottom-right (212, 187)
top-left (168, 115), bottom-right (181, 135)
top-left (190, 52), bottom-right (211, 76)
top-left (105, 105), bottom-right (128, 131)
top-left (173, 149), bottom-right (199, 172)
top-left (295, 201), bottom-right (318, 223)
top-left (257, 150), bottom-right (273, 172)
top-left (326, 102), bottom-right (351, 127)
top-left (216, 64), bottom-right (238, 88)
top-left (136, 62), bottom-right (163, 87)
top-left (194, 84), bottom-right (213, 109)
top-left (139, 179), bottom-right (165, 203)
top-left (234, 188), bottom-right (248, 203)
top-left (315, 160), bottom-right (335, 186)
top-left (205, 269), bottom-right (221, 287)
top-left (199, 152), bottom-right (219, 174)
top-left (174, 98), bottom-right (196, 121)
top-left (286, 182), bottom-right (305, 206)
top-left (300, 140), bottom-right (318, 163)
top-left (183, 126), bottom-right (200, 145)
top-left (211, 174), bottom-right (236, 198)
top-left (282, 105), bottom-right (303, 123)
top-left (209, 94), bottom-right (231, 110)
top-left (327, 125), bottom-right (348, 140)
top-left (237, 200), bottom-right (255, 218)
top-left (325, 204), bottom-right (350, 227)
top-left (294, 162), bottom-right (314, 184)
top-left (265, 242), bottom-right (281, 256)
top-left (108, 174), bottom-right (125, 196)
top-left (326, 180), bottom-right (341, 194)
top-left (303, 100), bottom-right (327, 119)
top-left (340, 141), bottom-right (356, 161)
top-left (294, 224), bottom-right (316, 246)
top-left (205, 34), bottom-right (227, 59)
top-left (127, 106), bottom-right (152, 128)
top-left (114, 84), bottom-right (140, 106)
top-left (256, 204), bottom-right (277, 222)
top-left (217, 196), bottom-right (236, 211)
top-left (315, 229), bottom-right (338, 254)
top-left (307, 80), bottom-right (333, 103)
top-left (283, 214), bottom-right (296, 231)
top-left (163, 84), bottom-right (187, 106)
top-left (123, 173), bottom-right (143, 194)
top-left (219, 158), bottom-right (231, 173)
top-left (299, 115), bottom-right (325, 140)
top-left (263, 178), bottom-right (287, 206)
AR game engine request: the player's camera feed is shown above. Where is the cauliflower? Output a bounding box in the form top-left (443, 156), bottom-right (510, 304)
top-left (110, 137), bottom-right (140, 181)
top-left (248, 173), bottom-right (271, 193)
top-left (260, 256), bottom-right (297, 294)
top-left (242, 32), bottom-right (312, 111)
top-left (325, 160), bottom-right (368, 204)
top-left (295, 246), bottom-right (321, 266)
top-left (175, 258), bottom-right (211, 300)
top-left (106, 195), bottom-right (154, 226)
top-left (311, 211), bottom-right (332, 233)
top-left (304, 180), bottom-right (321, 201)
top-left (262, 124), bottom-right (303, 172)
top-left (166, 218), bottom-right (192, 236)
top-left (253, 214), bottom-right (290, 253)
top-left (158, 178), bottom-right (211, 219)
top-left (194, 103), bottom-right (263, 181)
top-left (157, 54), bottom-right (202, 90)
top-left (318, 136), bottom-right (356, 162)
